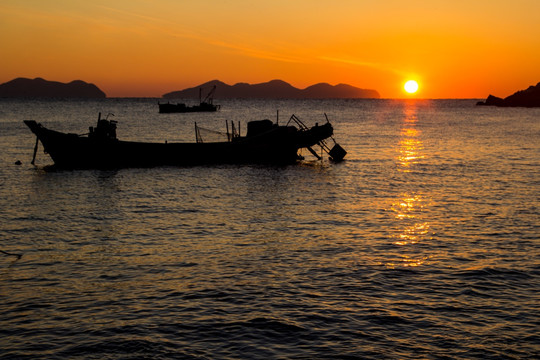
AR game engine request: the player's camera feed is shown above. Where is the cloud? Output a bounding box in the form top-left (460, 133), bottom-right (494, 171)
top-left (96, 3), bottom-right (305, 64)
top-left (318, 56), bottom-right (407, 76)
top-left (206, 39), bottom-right (307, 63)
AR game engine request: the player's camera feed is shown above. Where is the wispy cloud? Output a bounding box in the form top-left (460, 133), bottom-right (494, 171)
top-left (96, 3), bottom-right (305, 64)
top-left (96, 4), bottom-right (170, 24)
top-left (318, 56), bottom-right (407, 76)
top-left (207, 39), bottom-right (307, 63)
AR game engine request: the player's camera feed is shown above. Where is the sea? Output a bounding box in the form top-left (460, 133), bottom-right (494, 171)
top-left (0, 98), bottom-right (538, 359)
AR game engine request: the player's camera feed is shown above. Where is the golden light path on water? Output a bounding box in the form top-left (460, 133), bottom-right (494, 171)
top-left (387, 101), bottom-right (431, 268)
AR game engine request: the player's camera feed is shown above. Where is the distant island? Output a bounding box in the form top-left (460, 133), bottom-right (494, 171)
top-left (0, 77), bottom-right (106, 98)
top-left (163, 79), bottom-right (380, 99)
top-left (477, 82), bottom-right (540, 107)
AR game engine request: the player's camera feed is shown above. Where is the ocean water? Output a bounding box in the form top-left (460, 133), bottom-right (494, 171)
top-left (0, 98), bottom-right (538, 359)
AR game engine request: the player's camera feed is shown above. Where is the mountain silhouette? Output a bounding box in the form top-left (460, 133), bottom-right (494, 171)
top-left (163, 80), bottom-right (380, 99)
top-left (0, 77), bottom-right (106, 98)
top-left (477, 82), bottom-right (540, 107)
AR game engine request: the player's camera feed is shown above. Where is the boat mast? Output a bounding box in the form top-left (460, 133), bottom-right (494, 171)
top-left (202, 85), bottom-right (216, 105)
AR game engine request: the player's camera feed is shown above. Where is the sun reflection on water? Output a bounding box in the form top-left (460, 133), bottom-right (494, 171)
top-left (397, 113), bottom-right (425, 172)
top-left (386, 101), bottom-right (432, 268)
top-left (391, 193), bottom-right (431, 247)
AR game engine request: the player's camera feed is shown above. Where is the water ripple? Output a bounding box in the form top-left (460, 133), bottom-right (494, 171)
top-left (1, 99), bottom-right (539, 359)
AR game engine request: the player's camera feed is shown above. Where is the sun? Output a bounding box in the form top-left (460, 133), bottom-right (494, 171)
top-left (404, 80), bottom-right (419, 94)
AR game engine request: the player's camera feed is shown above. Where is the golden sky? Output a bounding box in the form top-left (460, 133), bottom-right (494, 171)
top-left (1, 0), bottom-right (539, 98)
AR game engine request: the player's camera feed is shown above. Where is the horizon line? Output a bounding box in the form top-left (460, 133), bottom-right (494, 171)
top-left (1, 96), bottom-right (486, 100)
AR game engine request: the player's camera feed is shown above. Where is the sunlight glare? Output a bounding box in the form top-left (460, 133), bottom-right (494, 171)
top-left (404, 80), bottom-right (419, 94)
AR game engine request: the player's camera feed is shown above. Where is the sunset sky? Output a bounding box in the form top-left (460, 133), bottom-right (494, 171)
top-left (1, 0), bottom-right (539, 98)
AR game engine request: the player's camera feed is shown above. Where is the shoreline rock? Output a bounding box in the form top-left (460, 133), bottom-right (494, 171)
top-left (477, 82), bottom-right (540, 107)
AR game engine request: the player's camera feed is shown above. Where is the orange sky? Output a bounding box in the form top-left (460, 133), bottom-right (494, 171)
top-left (1, 0), bottom-right (539, 98)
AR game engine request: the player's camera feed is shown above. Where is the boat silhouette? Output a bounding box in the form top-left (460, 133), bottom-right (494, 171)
top-left (24, 113), bottom-right (346, 169)
top-left (158, 85), bottom-right (220, 113)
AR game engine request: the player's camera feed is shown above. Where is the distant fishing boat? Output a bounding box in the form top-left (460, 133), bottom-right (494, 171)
top-left (158, 85), bottom-right (220, 113)
top-left (24, 113), bottom-right (346, 169)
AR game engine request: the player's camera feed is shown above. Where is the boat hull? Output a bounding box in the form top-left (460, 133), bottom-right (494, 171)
top-left (158, 102), bottom-right (220, 113)
top-left (24, 120), bottom-right (332, 169)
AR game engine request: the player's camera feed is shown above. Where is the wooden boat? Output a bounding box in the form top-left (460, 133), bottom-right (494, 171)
top-left (24, 113), bottom-right (346, 169)
top-left (158, 86), bottom-right (220, 113)
top-left (158, 101), bottom-right (220, 113)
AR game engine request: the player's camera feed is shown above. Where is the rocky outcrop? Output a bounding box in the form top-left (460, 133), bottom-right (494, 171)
top-left (0, 77), bottom-right (106, 98)
top-left (477, 82), bottom-right (540, 107)
top-left (163, 79), bottom-right (380, 99)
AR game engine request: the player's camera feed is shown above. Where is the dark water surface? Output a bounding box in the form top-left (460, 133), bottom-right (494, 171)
top-left (1, 99), bottom-right (539, 359)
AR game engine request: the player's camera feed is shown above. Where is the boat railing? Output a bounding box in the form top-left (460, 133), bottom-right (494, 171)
top-left (195, 121), bottom-right (239, 143)
top-left (286, 114), bottom-right (309, 131)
